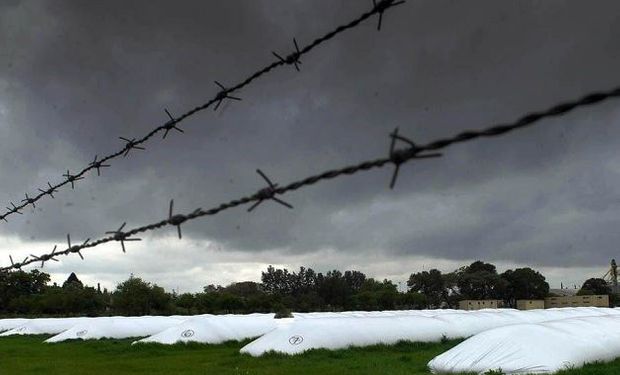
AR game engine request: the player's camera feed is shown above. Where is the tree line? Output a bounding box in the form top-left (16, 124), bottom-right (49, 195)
top-left (0, 261), bottom-right (613, 317)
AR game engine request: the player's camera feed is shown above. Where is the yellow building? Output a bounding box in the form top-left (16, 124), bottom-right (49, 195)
top-left (544, 295), bottom-right (609, 308)
top-left (516, 300), bottom-right (545, 310)
top-left (458, 300), bottom-right (503, 310)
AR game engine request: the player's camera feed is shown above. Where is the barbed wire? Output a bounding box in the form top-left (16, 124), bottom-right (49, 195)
top-left (0, 0), bottom-right (405, 224)
top-left (3, 84), bottom-right (619, 271)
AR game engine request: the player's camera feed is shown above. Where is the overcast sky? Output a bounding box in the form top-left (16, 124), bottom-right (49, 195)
top-left (1, 0), bottom-right (620, 293)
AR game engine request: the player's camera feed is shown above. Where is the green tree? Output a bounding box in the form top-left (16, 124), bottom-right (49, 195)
top-left (317, 270), bottom-right (352, 309)
top-left (0, 269), bottom-right (50, 313)
top-left (407, 269), bottom-right (445, 308)
top-left (456, 261), bottom-right (507, 300)
top-left (194, 292), bottom-right (217, 313)
top-left (578, 278), bottom-right (611, 295)
top-left (354, 278), bottom-right (399, 310)
top-left (399, 291), bottom-right (428, 309)
top-left (176, 293), bottom-right (196, 314)
top-left (501, 268), bottom-right (549, 307)
top-left (261, 266), bottom-right (293, 296)
top-left (112, 276), bottom-right (172, 315)
top-left (224, 281), bottom-right (262, 298)
top-left (217, 293), bottom-right (245, 313)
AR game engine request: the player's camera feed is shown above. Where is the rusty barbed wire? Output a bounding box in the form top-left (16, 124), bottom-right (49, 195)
top-left (0, 0), bottom-right (404, 225)
top-left (3, 84), bottom-right (620, 271)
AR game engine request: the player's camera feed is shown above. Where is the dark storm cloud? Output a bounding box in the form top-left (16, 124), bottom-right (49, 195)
top-left (1, 0), bottom-right (620, 281)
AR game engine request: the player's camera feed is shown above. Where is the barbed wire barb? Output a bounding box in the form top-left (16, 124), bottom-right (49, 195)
top-left (168, 200), bottom-right (187, 239)
top-left (119, 137), bottom-right (146, 157)
top-left (67, 234), bottom-right (89, 260)
top-left (38, 182), bottom-right (58, 199)
top-left (105, 222), bottom-right (142, 253)
top-left (21, 193), bottom-right (36, 209)
top-left (272, 38), bottom-right (303, 71)
top-left (30, 245), bottom-right (59, 268)
top-left (248, 169), bottom-right (293, 212)
top-left (373, 0), bottom-right (406, 31)
top-left (6, 202), bottom-right (22, 215)
top-left (213, 81), bottom-right (242, 111)
top-left (388, 127), bottom-right (442, 189)
top-left (90, 155), bottom-right (111, 176)
top-left (163, 109), bottom-right (184, 139)
top-left (9, 255), bottom-right (28, 269)
top-left (63, 170), bottom-right (84, 189)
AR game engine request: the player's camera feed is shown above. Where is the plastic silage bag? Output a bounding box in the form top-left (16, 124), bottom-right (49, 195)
top-left (433, 307), bottom-right (620, 336)
top-left (135, 313), bottom-right (277, 345)
top-left (242, 308), bottom-right (620, 356)
top-left (240, 315), bottom-right (462, 356)
top-left (428, 315), bottom-right (620, 374)
top-left (0, 318), bottom-right (30, 333)
top-left (0, 317), bottom-right (92, 336)
top-left (292, 312), bottom-right (347, 319)
top-left (291, 309), bottom-right (471, 320)
top-left (46, 316), bottom-right (186, 342)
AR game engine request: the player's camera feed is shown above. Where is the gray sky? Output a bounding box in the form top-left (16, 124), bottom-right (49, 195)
top-left (1, 0), bottom-right (620, 293)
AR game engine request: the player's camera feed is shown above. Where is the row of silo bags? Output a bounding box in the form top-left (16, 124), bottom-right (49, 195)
top-left (0, 309), bottom-right (468, 340)
top-left (0, 314), bottom-right (279, 343)
top-left (2, 307), bottom-right (620, 369)
top-left (240, 307), bottom-right (620, 355)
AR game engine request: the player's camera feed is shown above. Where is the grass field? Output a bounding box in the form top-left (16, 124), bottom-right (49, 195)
top-left (1, 336), bottom-right (620, 375)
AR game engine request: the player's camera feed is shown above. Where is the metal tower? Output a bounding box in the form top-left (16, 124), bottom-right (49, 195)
top-left (603, 259), bottom-right (619, 293)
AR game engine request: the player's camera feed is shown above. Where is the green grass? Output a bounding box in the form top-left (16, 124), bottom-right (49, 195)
top-left (0, 336), bottom-right (457, 375)
top-left (1, 336), bottom-right (620, 375)
top-left (557, 359), bottom-right (620, 375)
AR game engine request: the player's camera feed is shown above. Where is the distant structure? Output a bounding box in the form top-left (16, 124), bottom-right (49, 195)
top-left (458, 300), bottom-right (503, 310)
top-left (459, 296), bottom-right (609, 310)
top-left (603, 259), bottom-right (620, 294)
top-left (545, 295), bottom-right (609, 308)
top-left (62, 272), bottom-right (83, 289)
top-left (516, 300), bottom-right (545, 310)
top-left (549, 288), bottom-right (578, 297)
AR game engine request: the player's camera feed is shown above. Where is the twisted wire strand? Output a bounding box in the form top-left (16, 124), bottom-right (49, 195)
top-left (0, 0), bottom-right (403, 224)
top-left (4, 84), bottom-right (619, 271)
